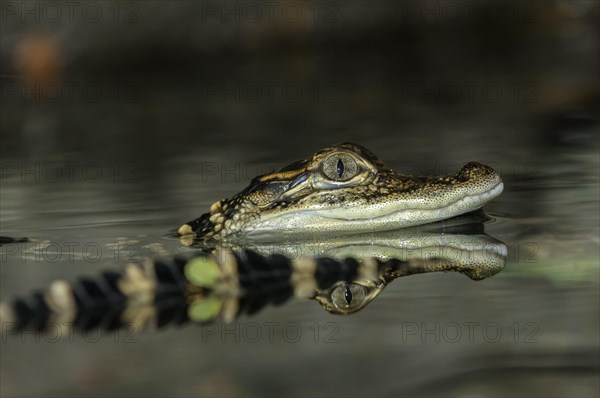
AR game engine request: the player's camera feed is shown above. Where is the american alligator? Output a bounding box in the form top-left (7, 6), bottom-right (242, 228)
top-left (178, 143), bottom-right (503, 242)
top-left (1, 143), bottom-right (505, 334)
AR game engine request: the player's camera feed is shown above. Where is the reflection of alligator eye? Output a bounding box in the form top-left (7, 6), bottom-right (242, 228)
top-left (322, 154), bottom-right (358, 181)
top-left (331, 283), bottom-right (367, 309)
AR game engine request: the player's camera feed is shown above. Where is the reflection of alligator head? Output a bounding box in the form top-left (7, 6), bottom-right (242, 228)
top-left (178, 143), bottom-right (503, 242)
top-left (0, 217), bottom-right (505, 334)
top-left (191, 219), bottom-right (506, 318)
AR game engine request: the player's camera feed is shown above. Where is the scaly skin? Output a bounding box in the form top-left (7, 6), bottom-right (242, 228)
top-left (178, 143), bottom-right (503, 241)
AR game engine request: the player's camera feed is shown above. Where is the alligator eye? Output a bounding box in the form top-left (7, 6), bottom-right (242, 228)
top-left (322, 154), bottom-right (358, 181)
top-left (330, 283), bottom-right (367, 309)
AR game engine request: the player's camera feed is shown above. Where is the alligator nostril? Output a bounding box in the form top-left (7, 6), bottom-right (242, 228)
top-left (457, 162), bottom-right (489, 182)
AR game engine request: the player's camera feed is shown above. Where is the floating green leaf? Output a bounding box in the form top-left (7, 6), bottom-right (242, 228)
top-left (184, 257), bottom-right (221, 288)
top-left (188, 297), bottom-right (222, 322)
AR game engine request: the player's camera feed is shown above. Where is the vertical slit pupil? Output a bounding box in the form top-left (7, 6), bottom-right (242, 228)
top-left (344, 285), bottom-right (353, 304)
top-left (337, 159), bottom-right (344, 178)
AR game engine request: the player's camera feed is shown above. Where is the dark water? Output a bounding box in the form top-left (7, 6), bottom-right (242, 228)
top-left (1, 126), bottom-right (598, 397)
top-left (1, 1), bottom-right (599, 396)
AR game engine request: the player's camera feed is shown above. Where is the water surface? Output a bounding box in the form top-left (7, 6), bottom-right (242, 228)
top-left (1, 121), bottom-right (598, 397)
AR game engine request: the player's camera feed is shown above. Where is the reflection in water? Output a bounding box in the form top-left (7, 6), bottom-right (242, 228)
top-left (0, 215), bottom-right (505, 334)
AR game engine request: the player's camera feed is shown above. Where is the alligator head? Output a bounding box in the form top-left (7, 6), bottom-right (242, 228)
top-left (178, 143), bottom-right (503, 242)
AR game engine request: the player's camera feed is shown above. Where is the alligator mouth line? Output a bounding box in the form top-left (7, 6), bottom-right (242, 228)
top-left (281, 181), bottom-right (505, 223)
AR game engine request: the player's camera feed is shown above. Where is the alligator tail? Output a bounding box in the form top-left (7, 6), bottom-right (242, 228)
top-left (0, 250), bottom-right (387, 336)
top-left (0, 257), bottom-right (191, 334)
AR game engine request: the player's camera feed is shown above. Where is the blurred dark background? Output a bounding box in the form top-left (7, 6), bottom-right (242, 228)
top-left (1, 0), bottom-right (598, 162)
